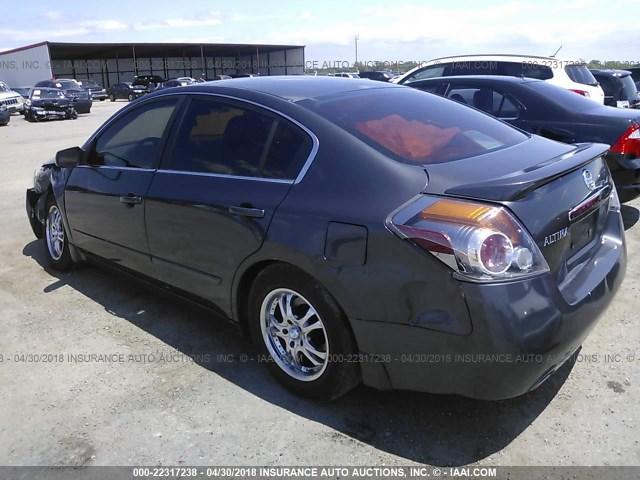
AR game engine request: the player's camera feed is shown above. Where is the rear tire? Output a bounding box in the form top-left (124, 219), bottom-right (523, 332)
top-left (248, 264), bottom-right (360, 400)
top-left (618, 188), bottom-right (640, 203)
top-left (128, 93), bottom-right (135, 102)
top-left (44, 195), bottom-right (73, 271)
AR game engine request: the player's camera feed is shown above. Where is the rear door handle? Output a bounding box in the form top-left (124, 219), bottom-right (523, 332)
top-left (228, 205), bottom-right (265, 218)
top-left (120, 195), bottom-right (142, 205)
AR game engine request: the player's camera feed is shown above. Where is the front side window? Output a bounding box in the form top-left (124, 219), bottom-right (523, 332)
top-left (167, 97), bottom-right (312, 179)
top-left (89, 99), bottom-right (178, 168)
top-left (402, 65), bottom-right (447, 84)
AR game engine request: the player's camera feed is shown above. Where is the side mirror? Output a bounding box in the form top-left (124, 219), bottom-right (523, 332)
top-left (55, 146), bottom-right (82, 168)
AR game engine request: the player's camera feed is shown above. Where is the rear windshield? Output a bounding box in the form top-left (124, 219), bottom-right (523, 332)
top-left (302, 87), bottom-right (527, 164)
top-left (565, 65), bottom-right (598, 86)
top-left (620, 74), bottom-right (639, 101)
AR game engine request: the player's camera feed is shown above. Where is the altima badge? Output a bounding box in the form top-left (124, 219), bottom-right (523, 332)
top-left (582, 169), bottom-right (596, 191)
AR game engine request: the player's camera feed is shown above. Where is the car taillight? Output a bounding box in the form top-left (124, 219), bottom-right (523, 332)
top-left (388, 196), bottom-right (549, 282)
top-left (570, 89), bottom-right (590, 97)
top-left (610, 124), bottom-right (640, 158)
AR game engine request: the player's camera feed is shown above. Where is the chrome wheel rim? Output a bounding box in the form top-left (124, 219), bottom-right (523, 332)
top-left (46, 205), bottom-right (64, 261)
top-left (260, 288), bottom-right (329, 382)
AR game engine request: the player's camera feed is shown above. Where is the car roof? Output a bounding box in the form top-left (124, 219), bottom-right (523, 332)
top-left (170, 76), bottom-right (399, 102)
top-left (426, 53), bottom-right (586, 63)
top-left (410, 75), bottom-right (544, 85)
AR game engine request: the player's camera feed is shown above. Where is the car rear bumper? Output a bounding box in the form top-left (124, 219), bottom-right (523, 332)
top-left (351, 212), bottom-right (626, 400)
top-left (72, 100), bottom-right (92, 114)
top-left (90, 92), bottom-right (108, 100)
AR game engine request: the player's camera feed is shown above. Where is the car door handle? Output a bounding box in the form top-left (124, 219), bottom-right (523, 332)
top-left (119, 195), bottom-right (142, 205)
top-left (228, 205), bottom-right (265, 218)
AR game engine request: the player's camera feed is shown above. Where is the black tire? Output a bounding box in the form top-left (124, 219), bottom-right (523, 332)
top-left (128, 93), bottom-right (135, 102)
top-left (248, 264), bottom-right (360, 400)
top-left (44, 195), bottom-right (73, 271)
top-left (99, 99), bottom-right (105, 101)
top-left (110, 94), bottom-right (116, 102)
top-left (618, 188), bottom-right (640, 204)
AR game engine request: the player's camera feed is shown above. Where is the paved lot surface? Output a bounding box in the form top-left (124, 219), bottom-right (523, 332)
top-left (0, 101), bottom-right (639, 467)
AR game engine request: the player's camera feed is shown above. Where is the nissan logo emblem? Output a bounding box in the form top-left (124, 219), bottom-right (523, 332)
top-left (582, 169), bottom-right (596, 191)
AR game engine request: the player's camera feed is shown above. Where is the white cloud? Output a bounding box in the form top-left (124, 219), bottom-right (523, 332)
top-left (135, 12), bottom-right (222, 30)
top-left (43, 11), bottom-right (63, 20)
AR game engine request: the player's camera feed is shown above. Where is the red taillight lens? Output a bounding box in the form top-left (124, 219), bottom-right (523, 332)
top-left (610, 124), bottom-right (640, 158)
top-left (389, 196), bottom-right (549, 282)
top-left (569, 89), bottom-right (590, 97)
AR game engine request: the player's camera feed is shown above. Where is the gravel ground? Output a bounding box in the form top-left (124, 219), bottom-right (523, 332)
top-left (0, 101), bottom-right (639, 467)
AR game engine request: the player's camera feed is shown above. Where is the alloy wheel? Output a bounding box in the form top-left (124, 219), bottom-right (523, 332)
top-left (260, 288), bottom-right (329, 382)
top-left (46, 205), bottom-right (65, 261)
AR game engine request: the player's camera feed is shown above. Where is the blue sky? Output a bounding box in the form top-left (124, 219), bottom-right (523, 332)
top-left (1, 0), bottom-right (638, 65)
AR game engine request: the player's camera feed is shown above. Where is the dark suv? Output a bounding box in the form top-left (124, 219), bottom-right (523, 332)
top-left (33, 79), bottom-right (92, 114)
top-left (77, 79), bottom-right (108, 101)
top-left (358, 71), bottom-right (394, 82)
top-left (590, 69), bottom-right (640, 108)
top-left (626, 66), bottom-right (640, 90)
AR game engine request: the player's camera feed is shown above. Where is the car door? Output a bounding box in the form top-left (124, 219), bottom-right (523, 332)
top-left (64, 97), bottom-right (181, 274)
top-left (144, 95), bottom-right (314, 312)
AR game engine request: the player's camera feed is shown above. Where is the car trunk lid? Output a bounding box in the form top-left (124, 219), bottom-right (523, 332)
top-left (424, 137), bottom-right (614, 279)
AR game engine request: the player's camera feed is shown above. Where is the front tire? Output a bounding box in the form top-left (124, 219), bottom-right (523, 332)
top-left (44, 195), bottom-right (73, 271)
top-left (128, 93), bottom-right (135, 102)
top-left (110, 94), bottom-right (116, 102)
top-left (248, 264), bottom-right (360, 400)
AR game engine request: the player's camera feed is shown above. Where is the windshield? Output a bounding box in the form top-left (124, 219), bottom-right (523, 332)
top-left (56, 80), bottom-right (82, 90)
top-left (31, 89), bottom-right (65, 99)
top-left (302, 87), bottom-right (527, 164)
top-left (565, 65), bottom-right (598, 86)
top-left (81, 80), bottom-right (99, 88)
top-left (0, 83), bottom-right (11, 92)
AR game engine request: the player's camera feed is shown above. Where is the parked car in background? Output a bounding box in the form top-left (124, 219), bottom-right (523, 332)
top-left (107, 82), bottom-right (149, 101)
top-left (0, 104), bottom-right (10, 125)
top-left (627, 66), bottom-right (640, 89)
top-left (155, 78), bottom-right (196, 90)
top-left (77, 79), bottom-right (108, 102)
top-left (131, 75), bottom-right (165, 92)
top-left (209, 75), bottom-right (232, 81)
top-left (10, 86), bottom-right (31, 100)
top-left (24, 88), bottom-right (78, 122)
top-left (358, 71), bottom-right (394, 82)
top-left (33, 79), bottom-right (92, 114)
top-left (329, 72), bottom-right (361, 78)
top-left (393, 55), bottom-right (606, 104)
top-left (26, 77), bottom-right (625, 401)
top-left (409, 75), bottom-right (640, 202)
top-left (0, 81), bottom-right (25, 113)
top-left (590, 69), bottom-right (640, 109)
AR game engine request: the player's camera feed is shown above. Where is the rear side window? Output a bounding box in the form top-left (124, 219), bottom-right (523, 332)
top-left (446, 86), bottom-right (520, 118)
top-left (167, 97), bottom-right (312, 179)
top-left (565, 65), bottom-right (598, 86)
top-left (447, 61), bottom-right (496, 75)
top-left (304, 88), bottom-right (526, 165)
top-left (500, 61), bottom-right (553, 80)
top-left (90, 99), bottom-right (178, 168)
